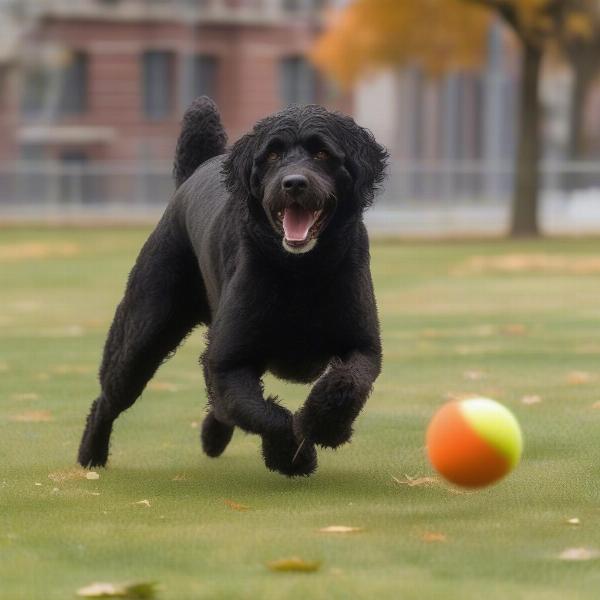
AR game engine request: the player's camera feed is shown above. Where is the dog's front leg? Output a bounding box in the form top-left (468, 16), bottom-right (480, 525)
top-left (294, 349), bottom-right (381, 449)
top-left (207, 365), bottom-right (317, 476)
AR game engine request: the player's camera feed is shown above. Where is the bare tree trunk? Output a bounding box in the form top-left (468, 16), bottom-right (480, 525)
top-left (511, 43), bottom-right (542, 237)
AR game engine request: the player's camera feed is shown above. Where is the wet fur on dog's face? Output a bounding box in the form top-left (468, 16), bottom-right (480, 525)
top-left (223, 105), bottom-right (388, 254)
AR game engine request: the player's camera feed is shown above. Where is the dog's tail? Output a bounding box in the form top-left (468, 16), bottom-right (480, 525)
top-left (173, 96), bottom-right (228, 189)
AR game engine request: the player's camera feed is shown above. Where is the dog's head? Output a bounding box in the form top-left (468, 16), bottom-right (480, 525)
top-left (223, 105), bottom-right (388, 255)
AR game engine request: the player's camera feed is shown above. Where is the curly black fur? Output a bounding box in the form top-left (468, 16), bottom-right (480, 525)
top-left (78, 99), bottom-right (387, 477)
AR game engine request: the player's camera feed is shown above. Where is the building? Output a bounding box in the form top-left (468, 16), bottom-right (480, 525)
top-left (0, 0), bottom-right (347, 169)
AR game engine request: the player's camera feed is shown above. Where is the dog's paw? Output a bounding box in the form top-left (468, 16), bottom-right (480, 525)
top-left (294, 374), bottom-right (364, 449)
top-left (201, 411), bottom-right (234, 458)
top-left (293, 409), bottom-right (353, 450)
top-left (261, 429), bottom-right (317, 477)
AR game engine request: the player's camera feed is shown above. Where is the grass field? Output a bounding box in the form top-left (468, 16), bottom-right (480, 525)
top-left (2, 228), bottom-right (600, 599)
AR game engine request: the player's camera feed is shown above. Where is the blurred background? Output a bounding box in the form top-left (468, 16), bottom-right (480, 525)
top-left (1, 0), bottom-right (600, 236)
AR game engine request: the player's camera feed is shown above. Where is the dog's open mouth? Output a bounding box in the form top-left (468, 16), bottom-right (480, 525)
top-left (274, 204), bottom-right (327, 251)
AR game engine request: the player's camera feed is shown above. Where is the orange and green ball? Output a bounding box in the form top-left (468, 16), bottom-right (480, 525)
top-left (426, 397), bottom-right (523, 488)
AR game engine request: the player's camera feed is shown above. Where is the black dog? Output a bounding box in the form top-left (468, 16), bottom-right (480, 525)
top-left (78, 97), bottom-right (387, 477)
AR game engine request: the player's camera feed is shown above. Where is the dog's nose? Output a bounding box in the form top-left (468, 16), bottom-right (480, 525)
top-left (282, 174), bottom-right (308, 195)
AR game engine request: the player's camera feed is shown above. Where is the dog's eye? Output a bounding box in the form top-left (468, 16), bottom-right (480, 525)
top-left (267, 152), bottom-right (280, 162)
top-left (314, 150), bottom-right (329, 161)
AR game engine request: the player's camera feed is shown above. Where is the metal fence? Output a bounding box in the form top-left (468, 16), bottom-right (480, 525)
top-left (2, 160), bottom-right (600, 234)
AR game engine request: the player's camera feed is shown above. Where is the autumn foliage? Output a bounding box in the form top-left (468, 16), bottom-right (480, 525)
top-left (312, 0), bottom-right (491, 86)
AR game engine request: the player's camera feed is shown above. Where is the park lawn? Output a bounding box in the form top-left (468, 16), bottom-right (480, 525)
top-left (1, 227), bottom-right (600, 599)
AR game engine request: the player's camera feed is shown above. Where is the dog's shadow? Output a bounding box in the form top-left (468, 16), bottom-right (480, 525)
top-left (102, 455), bottom-right (400, 506)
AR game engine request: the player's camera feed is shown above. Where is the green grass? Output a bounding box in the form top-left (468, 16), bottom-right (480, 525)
top-left (2, 228), bottom-right (600, 599)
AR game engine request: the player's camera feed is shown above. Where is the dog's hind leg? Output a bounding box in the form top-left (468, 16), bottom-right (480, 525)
top-left (78, 215), bottom-right (206, 468)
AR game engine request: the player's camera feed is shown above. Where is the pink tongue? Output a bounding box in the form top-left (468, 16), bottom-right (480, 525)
top-left (282, 205), bottom-right (316, 242)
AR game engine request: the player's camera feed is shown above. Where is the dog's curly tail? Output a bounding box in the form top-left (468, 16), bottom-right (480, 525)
top-left (173, 96), bottom-right (228, 189)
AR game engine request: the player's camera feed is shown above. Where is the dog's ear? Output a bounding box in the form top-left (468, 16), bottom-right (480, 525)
top-left (222, 132), bottom-right (257, 199)
top-left (338, 116), bottom-right (389, 208)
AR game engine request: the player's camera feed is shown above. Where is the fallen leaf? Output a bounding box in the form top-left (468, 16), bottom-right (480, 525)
top-left (267, 557), bottom-right (321, 572)
top-left (392, 474), bottom-right (470, 495)
top-left (34, 482), bottom-right (42, 486)
top-left (421, 329), bottom-right (442, 339)
top-left (318, 526), bottom-right (363, 534)
top-left (558, 547), bottom-right (600, 561)
top-left (393, 474), bottom-right (439, 487)
top-left (190, 421), bottom-right (200, 429)
top-left (76, 581), bottom-right (158, 598)
top-left (567, 371), bottom-right (593, 385)
top-left (9, 410), bottom-right (53, 422)
top-left (86, 472), bottom-right (100, 481)
top-left (48, 467), bottom-right (88, 483)
top-left (521, 395), bottom-right (542, 405)
top-left (224, 499), bottom-right (250, 511)
top-left (135, 499), bottom-right (151, 507)
top-left (591, 402), bottom-right (600, 410)
top-left (566, 518), bottom-right (581, 525)
top-left (422, 532), bottom-right (447, 542)
top-left (503, 324), bottom-right (527, 336)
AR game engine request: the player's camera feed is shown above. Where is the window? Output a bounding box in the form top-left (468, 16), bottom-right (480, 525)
top-left (21, 50), bottom-right (88, 118)
top-left (142, 50), bottom-right (175, 119)
top-left (22, 66), bottom-right (47, 117)
top-left (59, 52), bottom-right (88, 116)
top-left (280, 56), bottom-right (318, 107)
top-left (183, 54), bottom-right (218, 107)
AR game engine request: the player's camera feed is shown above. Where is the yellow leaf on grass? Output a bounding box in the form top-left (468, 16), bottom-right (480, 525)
top-left (503, 323), bottom-right (527, 336)
top-left (422, 532), bottom-right (447, 542)
top-left (77, 581), bottom-right (158, 598)
top-left (135, 500), bottom-right (151, 507)
top-left (318, 525), bottom-right (363, 534)
top-left (9, 410), bottom-right (53, 422)
top-left (393, 474), bottom-right (439, 487)
top-left (224, 499), bottom-right (250, 511)
top-left (566, 518), bottom-right (581, 525)
top-left (267, 557), bottom-right (321, 572)
top-left (86, 472), bottom-right (100, 480)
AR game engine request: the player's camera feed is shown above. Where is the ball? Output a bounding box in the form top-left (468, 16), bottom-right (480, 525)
top-left (426, 397), bottom-right (523, 488)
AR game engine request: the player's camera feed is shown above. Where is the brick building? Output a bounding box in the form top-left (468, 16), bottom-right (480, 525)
top-left (0, 0), bottom-right (348, 169)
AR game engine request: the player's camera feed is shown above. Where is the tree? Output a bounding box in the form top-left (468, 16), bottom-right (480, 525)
top-left (313, 0), bottom-right (597, 237)
top-left (555, 1), bottom-right (600, 161)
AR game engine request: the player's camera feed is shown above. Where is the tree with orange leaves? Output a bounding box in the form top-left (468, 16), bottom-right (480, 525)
top-left (313, 0), bottom-right (599, 237)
